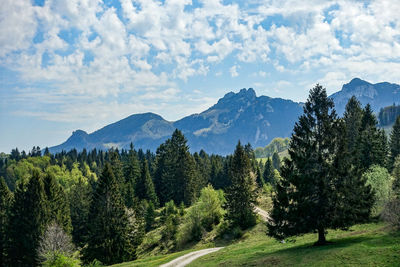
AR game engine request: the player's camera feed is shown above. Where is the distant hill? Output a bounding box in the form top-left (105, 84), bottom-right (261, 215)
top-left (330, 78), bottom-right (400, 115)
top-left (254, 137), bottom-right (290, 158)
top-left (50, 78), bottom-right (400, 155)
top-left (378, 104), bottom-right (400, 127)
top-left (50, 89), bottom-right (303, 155)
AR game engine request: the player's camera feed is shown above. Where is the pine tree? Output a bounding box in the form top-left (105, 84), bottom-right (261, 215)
top-left (43, 173), bottom-right (72, 233)
top-left (272, 152), bottom-right (281, 171)
top-left (124, 144), bottom-right (141, 208)
top-left (389, 116), bottom-right (400, 170)
top-left (0, 177), bottom-right (12, 264)
top-left (7, 170), bottom-right (47, 265)
top-left (268, 84), bottom-right (373, 245)
top-left (225, 141), bottom-right (257, 229)
top-left (343, 96), bottom-right (363, 165)
top-left (263, 158), bottom-right (274, 185)
top-left (68, 177), bottom-right (91, 247)
top-left (136, 159), bottom-right (158, 206)
top-left (155, 130), bottom-right (199, 206)
top-left (83, 163), bottom-right (133, 265)
top-left (358, 105), bottom-right (387, 171)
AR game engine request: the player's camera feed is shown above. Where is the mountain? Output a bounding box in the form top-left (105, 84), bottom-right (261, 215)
top-left (50, 78), bottom-right (400, 155)
top-left (50, 113), bottom-right (174, 153)
top-left (50, 89), bottom-right (303, 155)
top-left (330, 78), bottom-right (400, 115)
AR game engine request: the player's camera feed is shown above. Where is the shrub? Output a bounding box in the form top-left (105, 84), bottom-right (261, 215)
top-left (362, 165), bottom-right (393, 216)
top-left (381, 198), bottom-right (400, 230)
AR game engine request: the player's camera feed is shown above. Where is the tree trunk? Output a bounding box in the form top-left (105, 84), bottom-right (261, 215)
top-left (314, 227), bottom-right (326, 246)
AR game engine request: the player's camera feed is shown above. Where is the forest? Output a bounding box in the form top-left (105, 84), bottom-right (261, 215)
top-left (1, 85), bottom-right (400, 266)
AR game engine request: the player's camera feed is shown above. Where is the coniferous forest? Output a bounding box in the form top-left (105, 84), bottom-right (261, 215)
top-left (1, 85), bottom-right (400, 266)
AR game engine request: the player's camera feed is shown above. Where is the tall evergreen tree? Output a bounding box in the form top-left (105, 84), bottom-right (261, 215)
top-left (263, 158), bottom-right (274, 185)
top-left (389, 116), bottom-right (400, 170)
top-left (358, 105), bottom-right (387, 171)
top-left (0, 177), bottom-right (12, 265)
top-left (7, 170), bottom-right (47, 265)
top-left (124, 144), bottom-right (141, 208)
top-left (136, 159), bottom-right (158, 206)
top-left (343, 96), bottom-right (363, 165)
top-left (154, 130), bottom-right (199, 206)
top-left (83, 163), bottom-right (133, 265)
top-left (68, 177), bottom-right (91, 247)
top-left (272, 152), bottom-right (281, 171)
top-left (43, 173), bottom-right (72, 233)
top-left (268, 84), bottom-right (373, 245)
top-left (225, 141), bottom-right (257, 229)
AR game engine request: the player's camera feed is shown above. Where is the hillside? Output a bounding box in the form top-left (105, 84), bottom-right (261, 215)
top-left (50, 78), bottom-right (400, 155)
top-left (50, 89), bottom-right (303, 155)
top-left (111, 222), bottom-right (400, 267)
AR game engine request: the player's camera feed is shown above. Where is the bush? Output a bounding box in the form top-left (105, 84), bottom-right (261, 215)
top-left (177, 185), bottom-right (226, 245)
top-left (42, 253), bottom-right (81, 267)
top-left (362, 165), bottom-right (393, 216)
top-left (38, 223), bottom-right (76, 265)
top-left (381, 198), bottom-right (400, 230)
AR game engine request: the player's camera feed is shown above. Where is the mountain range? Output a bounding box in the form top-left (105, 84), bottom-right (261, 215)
top-left (50, 78), bottom-right (400, 155)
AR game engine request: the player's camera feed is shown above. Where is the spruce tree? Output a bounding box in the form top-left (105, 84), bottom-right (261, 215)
top-left (68, 177), bottom-right (91, 247)
top-left (154, 130), bottom-right (199, 206)
top-left (43, 173), bottom-right (72, 233)
top-left (136, 159), bottom-right (158, 206)
top-left (343, 96), bottom-right (363, 165)
top-left (389, 116), bottom-right (400, 170)
top-left (358, 105), bottom-right (387, 171)
top-left (268, 84), bottom-right (373, 245)
top-left (124, 144), bottom-right (141, 208)
top-left (0, 177), bottom-right (12, 264)
top-left (83, 163), bottom-right (133, 265)
top-left (7, 170), bottom-right (47, 265)
top-left (263, 158), bottom-right (274, 185)
top-left (272, 152), bottom-right (281, 171)
top-left (225, 141), bottom-right (257, 229)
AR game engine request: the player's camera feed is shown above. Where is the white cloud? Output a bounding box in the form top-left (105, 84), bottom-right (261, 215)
top-left (230, 65), bottom-right (239, 77)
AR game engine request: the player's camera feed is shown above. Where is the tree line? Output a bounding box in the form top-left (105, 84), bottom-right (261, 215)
top-left (1, 84), bottom-right (400, 265)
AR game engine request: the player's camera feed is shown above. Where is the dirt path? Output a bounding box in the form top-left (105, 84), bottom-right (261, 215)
top-left (159, 247), bottom-right (223, 267)
top-left (254, 206), bottom-right (272, 222)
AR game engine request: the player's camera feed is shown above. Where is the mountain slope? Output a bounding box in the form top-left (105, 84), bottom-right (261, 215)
top-left (330, 78), bottom-right (400, 115)
top-left (50, 78), bottom-right (400, 155)
top-left (50, 89), bottom-right (303, 155)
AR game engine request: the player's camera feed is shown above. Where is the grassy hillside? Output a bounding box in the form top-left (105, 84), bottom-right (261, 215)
top-left (189, 222), bottom-right (400, 267)
top-left (110, 222), bottom-right (399, 267)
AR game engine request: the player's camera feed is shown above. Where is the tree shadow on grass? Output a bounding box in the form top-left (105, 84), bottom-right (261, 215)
top-left (249, 232), bottom-right (399, 267)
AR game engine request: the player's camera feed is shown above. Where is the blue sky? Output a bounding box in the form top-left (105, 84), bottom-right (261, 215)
top-left (1, 0), bottom-right (400, 153)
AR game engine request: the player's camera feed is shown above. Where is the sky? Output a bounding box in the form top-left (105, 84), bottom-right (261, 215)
top-left (1, 0), bottom-right (400, 153)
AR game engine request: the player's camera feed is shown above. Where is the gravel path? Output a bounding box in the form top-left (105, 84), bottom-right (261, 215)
top-left (159, 247), bottom-right (224, 267)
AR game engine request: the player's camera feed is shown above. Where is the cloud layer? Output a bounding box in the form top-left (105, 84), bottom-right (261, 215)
top-left (1, 0), bottom-right (400, 128)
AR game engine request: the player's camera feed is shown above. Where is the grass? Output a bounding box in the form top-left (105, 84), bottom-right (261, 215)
top-left (188, 222), bottom-right (400, 267)
top-left (110, 222), bottom-right (399, 267)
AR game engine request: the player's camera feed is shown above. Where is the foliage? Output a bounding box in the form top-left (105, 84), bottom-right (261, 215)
top-left (160, 200), bottom-right (180, 249)
top-left (83, 163), bottom-right (133, 265)
top-left (178, 185), bottom-right (226, 244)
top-left (37, 222), bottom-right (75, 265)
top-left (0, 177), bottom-right (12, 264)
top-left (135, 159), bottom-right (158, 206)
top-left (254, 137), bottom-right (290, 158)
top-left (42, 252), bottom-right (81, 267)
top-left (225, 141), bottom-right (257, 230)
top-left (381, 198), bottom-right (400, 230)
top-left (268, 84), bottom-right (374, 245)
top-left (154, 129), bottom-right (200, 206)
top-left (389, 115), bottom-right (400, 170)
top-left (7, 170), bottom-right (48, 266)
top-left (378, 103), bottom-right (400, 126)
top-left (362, 165), bottom-right (393, 216)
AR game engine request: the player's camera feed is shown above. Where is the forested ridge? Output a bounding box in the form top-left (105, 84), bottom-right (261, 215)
top-left (1, 85), bottom-right (400, 266)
